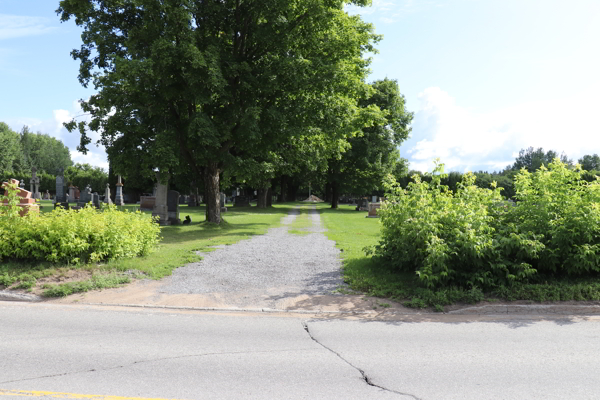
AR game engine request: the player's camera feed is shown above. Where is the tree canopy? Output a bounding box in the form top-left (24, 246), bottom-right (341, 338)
top-left (58, 0), bottom-right (380, 222)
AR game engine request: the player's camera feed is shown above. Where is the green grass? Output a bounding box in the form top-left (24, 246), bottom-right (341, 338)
top-left (317, 203), bottom-right (600, 311)
top-left (287, 204), bottom-right (314, 235)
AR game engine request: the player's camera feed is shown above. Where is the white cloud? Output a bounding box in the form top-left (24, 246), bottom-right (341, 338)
top-left (403, 86), bottom-right (600, 172)
top-left (346, 0), bottom-right (442, 23)
top-left (0, 14), bottom-right (57, 40)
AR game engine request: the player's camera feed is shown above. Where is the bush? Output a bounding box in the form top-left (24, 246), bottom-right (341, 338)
top-left (0, 184), bottom-right (161, 264)
top-left (374, 159), bottom-right (600, 290)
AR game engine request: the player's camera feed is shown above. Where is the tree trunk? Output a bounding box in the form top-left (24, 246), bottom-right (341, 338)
top-left (256, 187), bottom-right (269, 208)
top-left (278, 175), bottom-right (287, 203)
top-left (287, 183), bottom-right (298, 202)
top-left (204, 162), bottom-right (221, 223)
top-left (325, 182), bottom-right (332, 202)
top-left (331, 181), bottom-right (339, 209)
top-left (267, 187), bottom-right (273, 207)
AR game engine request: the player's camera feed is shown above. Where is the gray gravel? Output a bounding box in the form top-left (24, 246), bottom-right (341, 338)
top-left (158, 205), bottom-right (346, 307)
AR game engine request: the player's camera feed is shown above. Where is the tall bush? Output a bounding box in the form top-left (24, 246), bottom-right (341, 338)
top-left (374, 159), bottom-right (599, 290)
top-left (0, 185), bottom-right (161, 264)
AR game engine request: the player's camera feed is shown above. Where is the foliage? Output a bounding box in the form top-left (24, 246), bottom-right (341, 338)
top-left (0, 123), bottom-right (23, 175)
top-left (58, 0), bottom-right (380, 222)
top-left (578, 154), bottom-right (600, 171)
top-left (509, 146), bottom-right (571, 172)
top-left (327, 78), bottom-right (413, 206)
top-left (65, 163), bottom-right (108, 192)
top-left (374, 159), bottom-right (600, 290)
top-left (0, 184), bottom-right (160, 264)
top-left (19, 126), bottom-right (73, 174)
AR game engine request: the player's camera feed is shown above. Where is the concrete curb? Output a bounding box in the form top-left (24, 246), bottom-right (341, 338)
top-left (447, 304), bottom-right (600, 316)
top-left (0, 291), bottom-right (43, 302)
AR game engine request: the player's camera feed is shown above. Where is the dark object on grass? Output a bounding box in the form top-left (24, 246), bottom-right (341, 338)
top-left (183, 215), bottom-right (191, 225)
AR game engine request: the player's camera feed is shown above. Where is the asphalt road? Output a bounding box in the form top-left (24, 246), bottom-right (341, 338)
top-left (1, 302), bottom-right (599, 400)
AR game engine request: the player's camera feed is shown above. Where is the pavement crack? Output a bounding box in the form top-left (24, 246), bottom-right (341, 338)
top-left (0, 348), bottom-right (315, 385)
top-left (302, 321), bottom-right (422, 400)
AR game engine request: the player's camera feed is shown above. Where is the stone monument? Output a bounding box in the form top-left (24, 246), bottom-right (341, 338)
top-left (30, 167), bottom-right (41, 200)
top-left (234, 195), bottom-right (250, 207)
top-left (78, 185), bottom-right (93, 208)
top-left (115, 175), bottom-right (124, 206)
top-left (152, 172), bottom-right (170, 225)
top-left (220, 192), bottom-right (227, 213)
top-left (104, 183), bottom-right (113, 204)
top-left (1, 179), bottom-right (40, 216)
top-left (167, 190), bottom-right (181, 224)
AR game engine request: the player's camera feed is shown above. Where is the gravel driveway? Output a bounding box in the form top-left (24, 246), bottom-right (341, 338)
top-left (158, 205), bottom-right (346, 309)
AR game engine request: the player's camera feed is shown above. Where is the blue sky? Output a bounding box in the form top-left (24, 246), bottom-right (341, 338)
top-left (1, 0), bottom-right (599, 172)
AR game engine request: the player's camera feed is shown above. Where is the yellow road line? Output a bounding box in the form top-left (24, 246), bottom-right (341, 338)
top-left (0, 389), bottom-right (188, 400)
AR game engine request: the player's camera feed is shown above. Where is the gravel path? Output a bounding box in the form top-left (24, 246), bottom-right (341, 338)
top-left (158, 205), bottom-right (346, 308)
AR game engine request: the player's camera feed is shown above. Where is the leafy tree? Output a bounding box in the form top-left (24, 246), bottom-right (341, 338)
top-left (578, 154), bottom-right (600, 171)
top-left (65, 163), bottom-right (109, 194)
top-left (19, 126), bottom-right (73, 174)
top-left (327, 78), bottom-right (413, 207)
top-left (510, 147), bottom-right (571, 173)
top-left (58, 0), bottom-right (379, 222)
top-left (0, 122), bottom-right (23, 175)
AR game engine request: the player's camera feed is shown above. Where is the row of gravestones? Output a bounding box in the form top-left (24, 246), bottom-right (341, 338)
top-left (54, 169), bottom-right (125, 208)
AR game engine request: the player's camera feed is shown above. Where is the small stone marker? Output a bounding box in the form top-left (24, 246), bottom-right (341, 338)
top-left (356, 198), bottom-right (368, 211)
top-left (92, 192), bottom-right (101, 209)
top-left (55, 168), bottom-right (66, 203)
top-left (44, 190), bottom-right (50, 200)
top-left (104, 183), bottom-right (113, 204)
top-left (367, 202), bottom-right (381, 218)
top-left (152, 172), bottom-right (170, 225)
top-left (234, 195), bottom-right (250, 207)
top-left (78, 185), bottom-right (92, 207)
top-left (167, 190), bottom-right (180, 224)
top-left (220, 192), bottom-right (227, 213)
top-left (114, 175), bottom-right (124, 206)
top-left (30, 167), bottom-right (41, 200)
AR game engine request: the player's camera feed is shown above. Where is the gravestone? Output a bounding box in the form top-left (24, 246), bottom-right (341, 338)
top-left (152, 172), bottom-right (170, 225)
top-left (140, 196), bottom-right (156, 210)
top-left (367, 202), bottom-right (381, 218)
top-left (187, 195), bottom-right (197, 207)
top-left (104, 183), bottom-right (113, 204)
top-left (30, 167), bottom-right (41, 200)
top-left (44, 190), bottom-right (50, 200)
top-left (220, 192), bottom-right (227, 213)
top-left (55, 168), bottom-right (66, 203)
top-left (355, 198), bottom-right (368, 211)
top-left (92, 193), bottom-right (101, 209)
top-left (115, 175), bottom-right (124, 205)
top-left (78, 185), bottom-right (92, 207)
top-left (2, 179), bottom-right (40, 216)
top-left (167, 190), bottom-right (181, 224)
top-left (69, 185), bottom-right (76, 201)
top-left (234, 195), bottom-right (250, 207)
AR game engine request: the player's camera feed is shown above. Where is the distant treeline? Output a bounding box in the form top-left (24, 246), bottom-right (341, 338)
top-left (398, 147), bottom-right (600, 200)
top-left (0, 122), bottom-right (108, 194)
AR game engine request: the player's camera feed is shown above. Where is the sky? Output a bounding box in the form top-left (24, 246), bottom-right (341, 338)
top-left (1, 0), bottom-right (599, 173)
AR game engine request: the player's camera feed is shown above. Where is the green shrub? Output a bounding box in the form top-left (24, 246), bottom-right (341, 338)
top-left (0, 184), bottom-right (161, 264)
top-left (374, 159), bottom-right (600, 290)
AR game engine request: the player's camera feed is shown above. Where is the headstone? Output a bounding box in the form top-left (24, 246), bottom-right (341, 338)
top-left (234, 195), bottom-right (250, 207)
top-left (55, 168), bottom-right (66, 203)
top-left (69, 185), bottom-right (76, 201)
top-left (1, 179), bottom-right (40, 216)
top-left (152, 172), bottom-right (170, 225)
top-left (92, 193), bottom-right (101, 209)
top-left (167, 190), bottom-right (180, 224)
top-left (356, 198), bottom-right (368, 211)
top-left (219, 192), bottom-right (227, 213)
top-left (30, 167), bottom-right (41, 200)
top-left (78, 185), bottom-right (92, 207)
top-left (44, 190), bottom-right (50, 200)
top-left (140, 196), bottom-right (156, 210)
top-left (367, 202), bottom-right (381, 218)
top-left (114, 175), bottom-right (124, 206)
top-left (104, 183), bottom-right (113, 204)
top-left (372, 196), bottom-right (378, 203)
top-left (187, 195), bottom-right (197, 207)
top-left (179, 195), bottom-right (186, 204)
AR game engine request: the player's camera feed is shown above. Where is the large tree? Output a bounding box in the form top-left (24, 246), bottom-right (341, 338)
top-left (58, 0), bottom-right (379, 222)
top-left (578, 154), bottom-right (600, 171)
top-left (0, 122), bottom-right (23, 175)
top-left (19, 126), bottom-right (73, 174)
top-left (509, 147), bottom-right (571, 173)
top-left (326, 78), bottom-right (412, 207)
